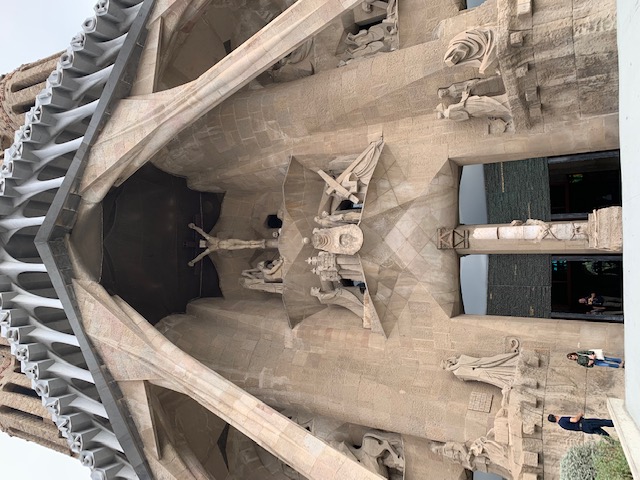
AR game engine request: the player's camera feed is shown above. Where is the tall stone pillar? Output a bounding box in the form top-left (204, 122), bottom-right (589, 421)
top-left (0, 53), bottom-right (60, 132)
top-left (0, 342), bottom-right (70, 454)
top-left (73, 280), bottom-right (385, 480)
top-left (81, 0), bottom-right (362, 203)
top-left (438, 207), bottom-right (622, 254)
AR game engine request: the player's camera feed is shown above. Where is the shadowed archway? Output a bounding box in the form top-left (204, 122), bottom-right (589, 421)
top-left (101, 163), bottom-right (223, 324)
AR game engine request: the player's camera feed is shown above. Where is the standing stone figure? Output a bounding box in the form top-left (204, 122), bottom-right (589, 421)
top-left (239, 277), bottom-right (284, 294)
top-left (318, 136), bottom-right (384, 214)
top-left (310, 286), bottom-right (363, 317)
top-left (257, 257), bottom-right (284, 281)
top-left (444, 27), bottom-right (498, 74)
top-left (240, 257), bottom-right (284, 294)
top-left (271, 38), bottom-right (315, 82)
top-left (430, 441), bottom-right (474, 470)
top-left (334, 430), bottom-right (404, 479)
top-left (313, 210), bottom-right (361, 228)
top-left (187, 223), bottom-right (277, 266)
top-left (429, 432), bottom-right (511, 478)
top-left (346, 24), bottom-right (386, 47)
top-left (437, 76), bottom-right (505, 104)
top-left (436, 91), bottom-right (511, 122)
top-left (441, 351), bottom-right (520, 389)
top-left (241, 258), bottom-right (284, 282)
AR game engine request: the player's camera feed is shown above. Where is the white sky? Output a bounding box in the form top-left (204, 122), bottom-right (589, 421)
top-left (0, 1), bottom-right (93, 74)
top-left (1, 2), bottom-right (95, 478)
top-left (459, 165), bottom-right (489, 315)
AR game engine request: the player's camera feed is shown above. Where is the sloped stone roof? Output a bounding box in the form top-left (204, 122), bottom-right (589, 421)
top-left (0, 1), bottom-right (154, 478)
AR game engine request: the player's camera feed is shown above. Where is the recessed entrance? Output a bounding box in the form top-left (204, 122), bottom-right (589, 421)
top-left (101, 163), bottom-right (223, 324)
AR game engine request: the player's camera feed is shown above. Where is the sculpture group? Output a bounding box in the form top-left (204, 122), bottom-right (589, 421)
top-left (437, 27), bottom-right (513, 128)
top-left (339, 0), bottom-right (398, 65)
top-left (436, 343), bottom-right (548, 478)
top-left (279, 409), bottom-right (405, 480)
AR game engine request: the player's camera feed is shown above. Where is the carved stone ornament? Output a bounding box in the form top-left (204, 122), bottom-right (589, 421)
top-left (337, 430), bottom-right (405, 479)
top-left (310, 286), bottom-right (364, 317)
top-left (307, 251), bottom-right (364, 282)
top-left (317, 136), bottom-right (384, 204)
top-left (436, 92), bottom-right (511, 122)
top-left (346, 24), bottom-right (386, 47)
top-left (314, 210), bottom-right (361, 228)
top-left (312, 224), bottom-right (364, 255)
top-left (437, 76), bottom-right (505, 101)
top-left (437, 227), bottom-right (469, 249)
top-left (444, 27), bottom-right (498, 74)
top-left (239, 277), bottom-right (284, 294)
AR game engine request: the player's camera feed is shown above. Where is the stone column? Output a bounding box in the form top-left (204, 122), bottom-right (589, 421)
top-left (0, 53), bottom-right (60, 132)
top-left (81, 0), bottom-right (362, 203)
top-left (0, 343), bottom-right (70, 454)
top-left (438, 207), bottom-right (622, 254)
top-left (73, 280), bottom-right (384, 480)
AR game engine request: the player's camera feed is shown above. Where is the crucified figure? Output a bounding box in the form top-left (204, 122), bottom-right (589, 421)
top-left (187, 223), bottom-right (273, 266)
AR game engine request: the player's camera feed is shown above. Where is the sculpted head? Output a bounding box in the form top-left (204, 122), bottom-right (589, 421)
top-left (440, 356), bottom-right (459, 370)
top-left (444, 45), bottom-right (467, 67)
top-left (339, 233), bottom-right (357, 247)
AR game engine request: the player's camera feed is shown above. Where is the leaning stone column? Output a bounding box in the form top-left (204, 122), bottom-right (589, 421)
top-left (438, 207), bottom-right (622, 254)
top-left (73, 280), bottom-right (384, 480)
top-left (81, 0), bottom-right (362, 203)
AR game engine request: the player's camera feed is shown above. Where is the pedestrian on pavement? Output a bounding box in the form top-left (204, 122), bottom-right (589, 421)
top-left (547, 413), bottom-right (614, 436)
top-left (567, 351), bottom-right (624, 368)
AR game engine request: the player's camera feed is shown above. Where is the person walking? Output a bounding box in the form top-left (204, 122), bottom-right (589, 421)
top-left (547, 413), bottom-right (614, 436)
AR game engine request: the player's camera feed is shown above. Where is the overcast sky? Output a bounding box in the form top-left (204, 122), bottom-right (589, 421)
top-left (1, 3), bottom-right (93, 478)
top-left (0, 1), bottom-right (92, 74)
top-left (459, 165), bottom-right (489, 315)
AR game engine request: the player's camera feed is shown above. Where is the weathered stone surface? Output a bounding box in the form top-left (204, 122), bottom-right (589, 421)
top-left (0, 0), bottom-right (626, 479)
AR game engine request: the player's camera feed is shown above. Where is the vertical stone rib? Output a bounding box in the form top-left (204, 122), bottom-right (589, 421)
top-left (75, 280), bottom-right (385, 480)
top-left (82, 0), bottom-right (362, 202)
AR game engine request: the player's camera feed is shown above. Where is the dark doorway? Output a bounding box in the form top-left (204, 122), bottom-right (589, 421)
top-left (548, 151), bottom-right (621, 220)
top-left (551, 256), bottom-right (623, 319)
top-left (101, 163), bottom-right (223, 324)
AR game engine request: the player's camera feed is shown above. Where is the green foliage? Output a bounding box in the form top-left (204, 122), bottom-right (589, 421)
top-left (560, 442), bottom-right (597, 480)
top-left (594, 439), bottom-right (632, 480)
top-left (560, 439), bottom-right (632, 480)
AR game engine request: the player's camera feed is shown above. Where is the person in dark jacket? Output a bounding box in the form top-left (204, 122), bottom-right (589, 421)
top-left (578, 292), bottom-right (622, 313)
top-left (548, 413), bottom-right (614, 436)
top-left (567, 350), bottom-right (624, 368)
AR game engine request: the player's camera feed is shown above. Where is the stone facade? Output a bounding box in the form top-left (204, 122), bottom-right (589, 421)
top-left (0, 53), bottom-right (60, 154)
top-left (0, 0), bottom-right (625, 479)
top-left (0, 340), bottom-right (70, 455)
